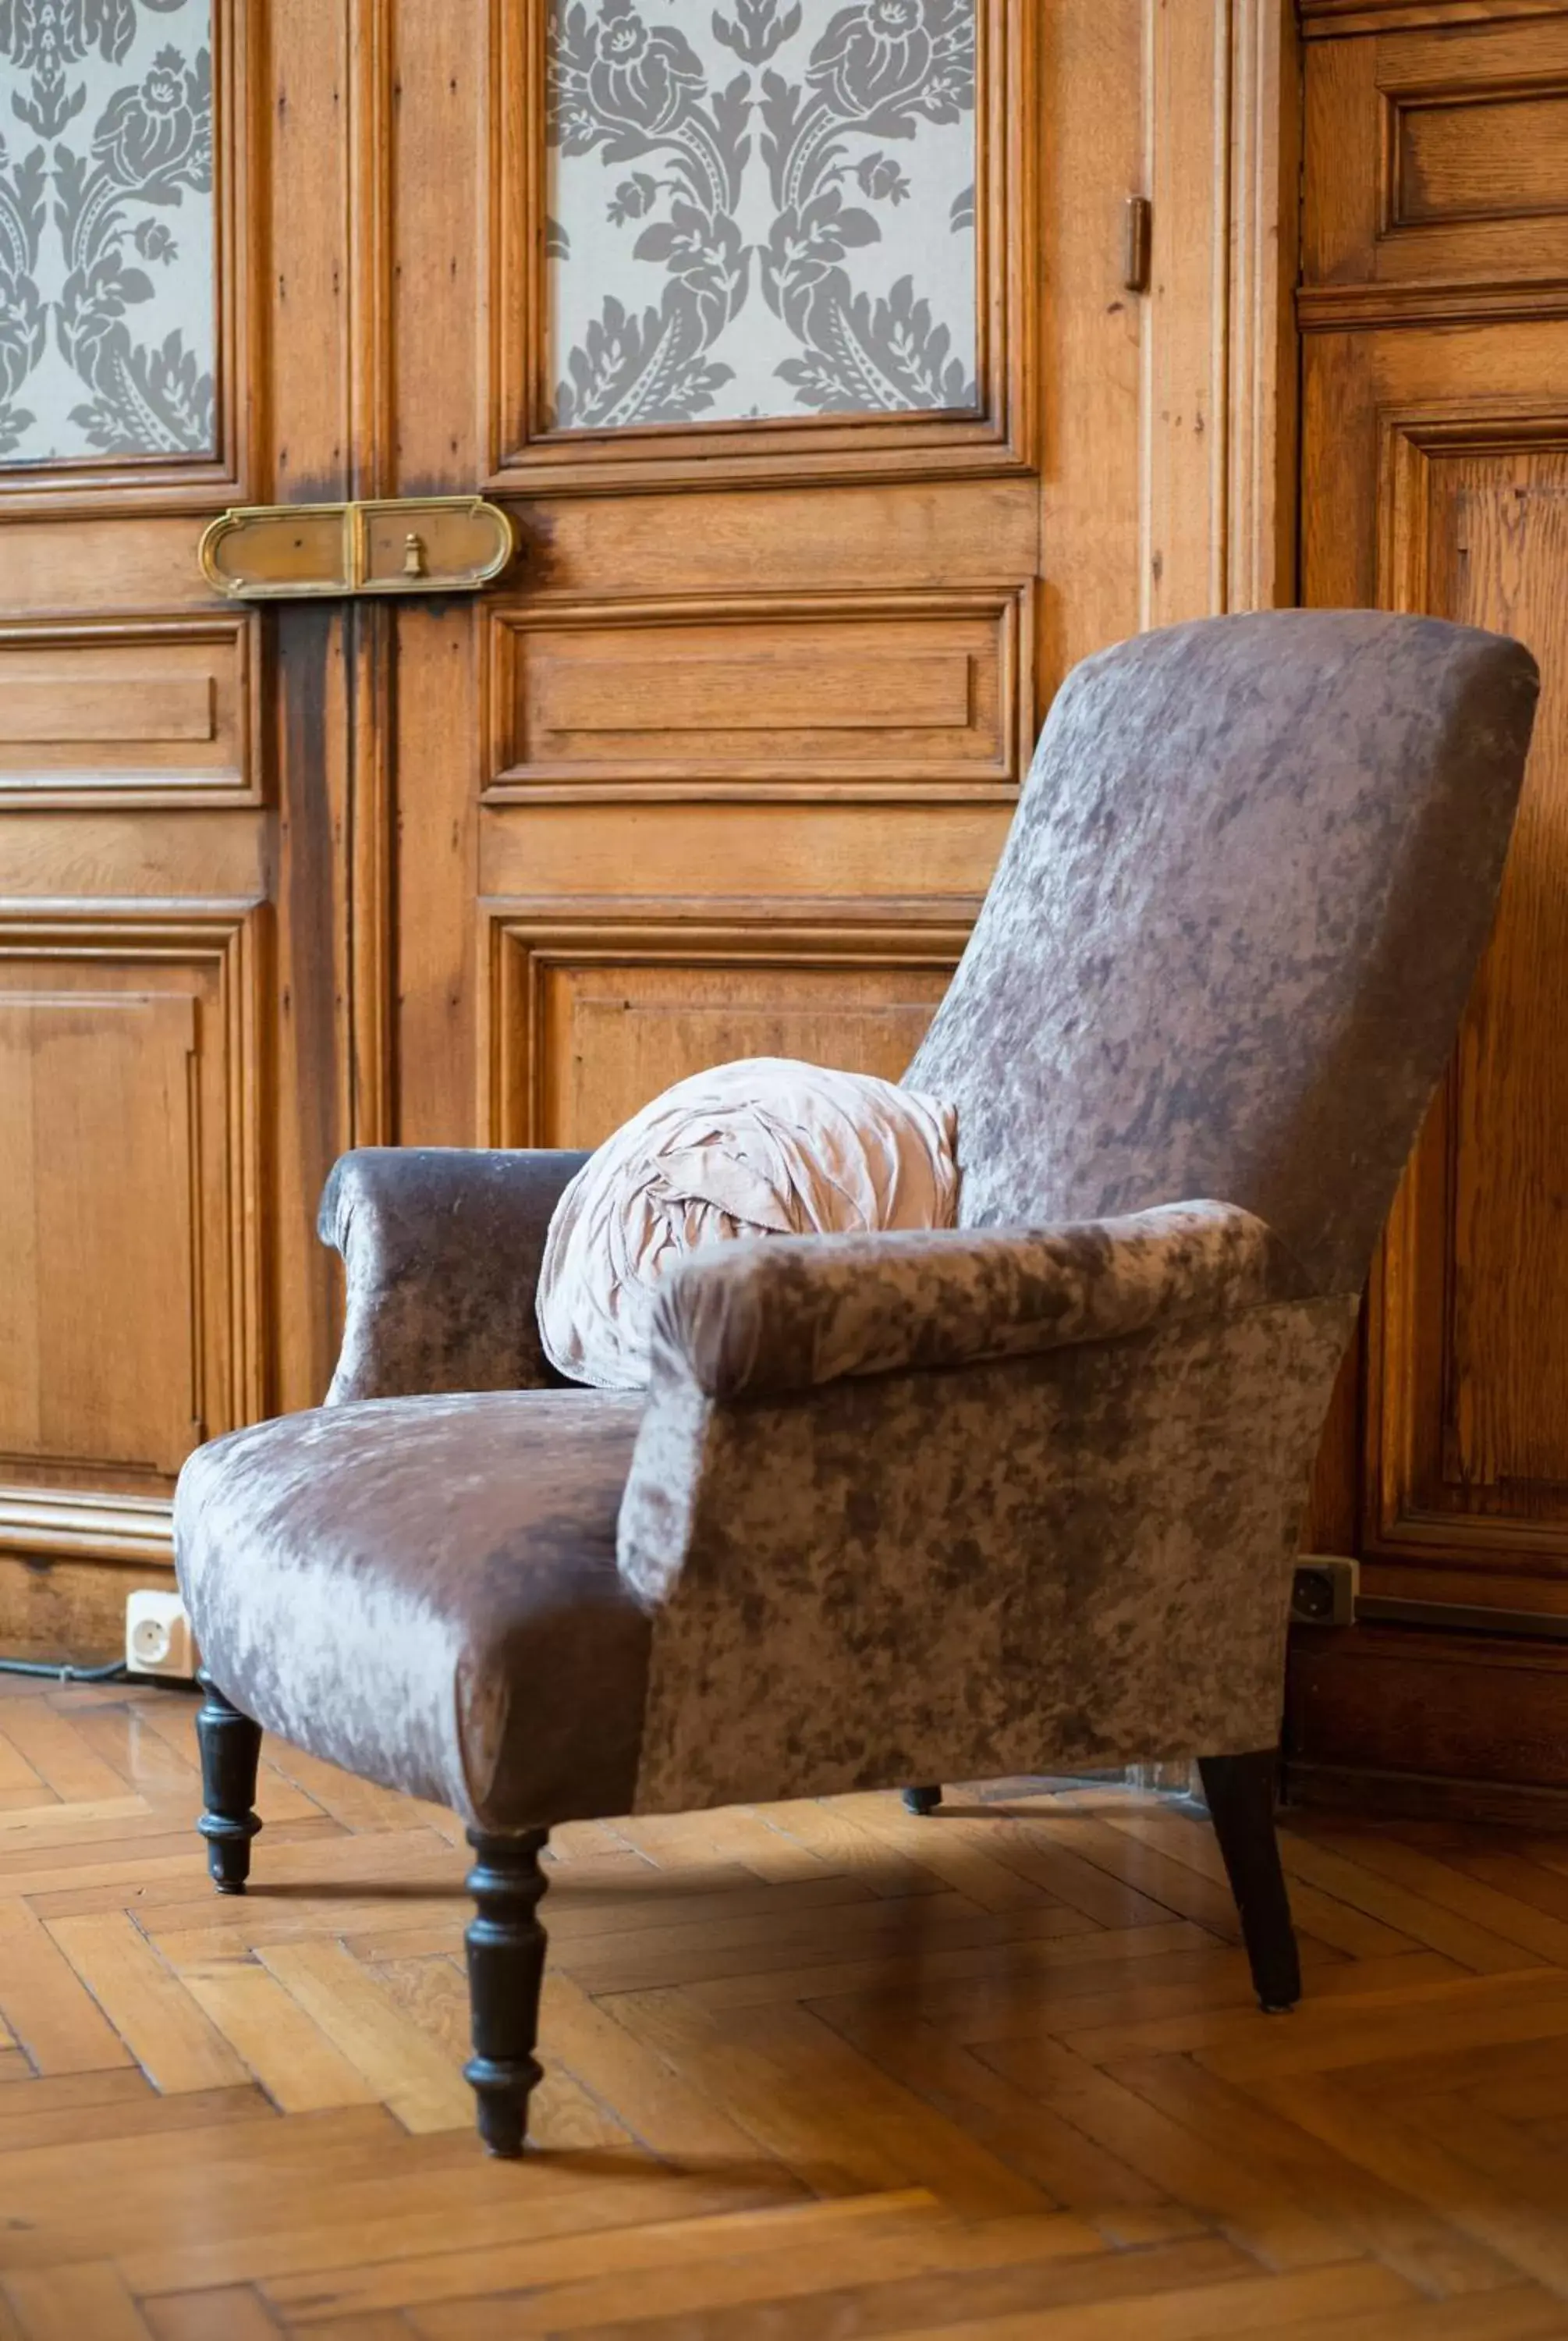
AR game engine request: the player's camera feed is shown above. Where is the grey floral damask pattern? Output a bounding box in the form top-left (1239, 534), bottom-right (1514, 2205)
top-left (548, 0), bottom-right (977, 429)
top-left (0, 0), bottom-right (214, 460)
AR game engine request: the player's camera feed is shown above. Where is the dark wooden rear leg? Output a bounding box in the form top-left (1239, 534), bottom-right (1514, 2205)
top-left (194, 1671), bottom-right (262, 1895)
top-left (1197, 1749), bottom-right (1300, 2012)
top-left (464, 1828), bottom-right (551, 2157)
top-left (902, 1785), bottom-right (942, 1815)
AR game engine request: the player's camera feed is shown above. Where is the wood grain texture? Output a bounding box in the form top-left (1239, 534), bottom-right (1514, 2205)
top-left (0, 614), bottom-right (261, 808)
top-left (2, 1681), bottom-right (1568, 2334)
top-left (481, 591), bottom-right (1032, 803)
top-left (1294, 2), bottom-right (1568, 1806)
top-left (481, 904), bottom-right (972, 1148)
top-left (1302, 14), bottom-right (1568, 290)
top-left (0, 910), bottom-right (264, 1496)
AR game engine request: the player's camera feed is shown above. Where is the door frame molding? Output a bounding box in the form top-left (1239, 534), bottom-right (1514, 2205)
top-left (1142, 0), bottom-right (1302, 625)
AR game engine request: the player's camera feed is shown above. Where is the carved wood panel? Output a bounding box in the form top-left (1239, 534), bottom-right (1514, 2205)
top-left (481, 904), bottom-right (971, 1146)
top-left (1290, 5), bottom-right (1568, 1809)
top-left (1364, 414), bottom-right (1568, 1578)
top-left (482, 589), bottom-right (1030, 802)
top-left (0, 909), bottom-right (264, 1497)
top-left (1302, 14), bottom-right (1568, 310)
top-left (0, 615), bottom-right (259, 805)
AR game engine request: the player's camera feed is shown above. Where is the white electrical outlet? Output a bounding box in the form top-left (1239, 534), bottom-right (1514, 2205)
top-left (126, 1590), bottom-right (198, 1681)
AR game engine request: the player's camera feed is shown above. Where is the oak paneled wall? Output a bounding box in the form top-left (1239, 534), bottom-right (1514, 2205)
top-left (0, 617), bottom-right (260, 805)
top-left (1370, 428), bottom-right (1568, 1571)
top-left (1291, 0), bottom-right (1568, 1809)
top-left (1302, 10), bottom-right (1568, 294)
top-left (482, 905), bottom-right (972, 1149)
top-left (0, 908), bottom-right (265, 1490)
top-left (0, 0), bottom-right (354, 1652)
top-left (482, 591), bottom-right (1031, 804)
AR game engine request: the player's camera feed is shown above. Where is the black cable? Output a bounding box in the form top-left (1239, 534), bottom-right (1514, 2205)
top-left (0, 1657), bottom-right (129, 1682)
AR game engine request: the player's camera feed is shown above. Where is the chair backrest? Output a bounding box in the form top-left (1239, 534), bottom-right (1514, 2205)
top-left (906, 610), bottom-right (1538, 1295)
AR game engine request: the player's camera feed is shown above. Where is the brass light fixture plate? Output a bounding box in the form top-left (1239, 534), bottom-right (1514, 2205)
top-left (199, 497), bottom-right (516, 600)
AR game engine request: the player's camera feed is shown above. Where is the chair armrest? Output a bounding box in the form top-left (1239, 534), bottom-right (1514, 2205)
top-left (318, 1146), bottom-right (588, 1401)
top-left (647, 1199), bottom-right (1301, 1402)
top-left (619, 1197), bottom-right (1350, 1809)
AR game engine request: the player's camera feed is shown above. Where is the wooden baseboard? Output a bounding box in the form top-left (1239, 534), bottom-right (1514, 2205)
top-left (1286, 1619), bottom-right (1568, 1818)
top-left (1283, 1759), bottom-right (1568, 1828)
top-left (0, 1490), bottom-right (175, 1664)
top-left (0, 1555), bottom-right (165, 1665)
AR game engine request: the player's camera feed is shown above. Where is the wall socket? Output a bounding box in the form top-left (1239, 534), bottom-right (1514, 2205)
top-left (1290, 1554), bottom-right (1360, 1629)
top-left (125, 1590), bottom-right (198, 1681)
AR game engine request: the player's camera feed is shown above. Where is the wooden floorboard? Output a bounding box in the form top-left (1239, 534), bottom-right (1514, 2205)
top-left (0, 1686), bottom-right (1566, 2338)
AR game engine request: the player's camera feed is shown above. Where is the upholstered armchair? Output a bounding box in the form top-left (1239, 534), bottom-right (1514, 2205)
top-left (175, 610), bottom-right (1538, 2155)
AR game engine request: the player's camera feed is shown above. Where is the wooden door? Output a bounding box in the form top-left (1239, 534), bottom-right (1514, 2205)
top-left (0, 1), bottom-right (1156, 1655)
top-left (400, 0), bottom-right (1040, 1162)
top-left (1291, 0), bottom-right (1568, 1804)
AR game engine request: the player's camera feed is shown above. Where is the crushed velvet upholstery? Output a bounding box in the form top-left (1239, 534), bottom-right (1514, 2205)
top-left (176, 1391), bottom-right (647, 1829)
top-left (640, 1199), bottom-right (1298, 1403)
top-left (322, 1148), bottom-right (588, 1402)
top-left (176, 609), bottom-right (1539, 1831)
top-left (625, 1289), bottom-right (1357, 1811)
top-left (908, 609), bottom-right (1538, 1289)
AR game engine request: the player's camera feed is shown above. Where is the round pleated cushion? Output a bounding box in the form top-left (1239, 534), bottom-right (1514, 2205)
top-left (536, 1058), bottom-right (960, 1391)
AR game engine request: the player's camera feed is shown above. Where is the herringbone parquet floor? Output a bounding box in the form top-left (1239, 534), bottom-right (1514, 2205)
top-left (3, 1682), bottom-right (1568, 2338)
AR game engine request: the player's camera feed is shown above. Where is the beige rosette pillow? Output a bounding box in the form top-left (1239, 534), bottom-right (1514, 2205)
top-left (537, 1057), bottom-right (960, 1391)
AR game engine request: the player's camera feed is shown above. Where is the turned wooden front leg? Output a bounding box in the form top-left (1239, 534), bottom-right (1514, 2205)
top-left (463, 1827), bottom-right (551, 2157)
top-left (194, 1671), bottom-right (263, 1895)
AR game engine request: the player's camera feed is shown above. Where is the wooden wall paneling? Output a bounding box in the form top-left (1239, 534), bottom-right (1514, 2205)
top-left (0, 616), bottom-right (261, 808)
top-left (1363, 404), bottom-right (1568, 1590)
top-left (0, 0), bottom-right (282, 1657)
top-left (481, 591), bottom-right (1032, 804)
top-left (1301, 1), bottom-right (1568, 31)
top-left (1141, 0), bottom-right (1300, 627)
top-left (479, 802), bottom-right (1020, 919)
top-left (1396, 84), bottom-right (1568, 226)
top-left (1292, 4), bottom-right (1568, 1810)
top-left (0, 905), bottom-right (266, 1488)
top-left (269, 602), bottom-right (352, 1416)
top-left (0, 986), bottom-right (201, 1484)
top-left (263, 0), bottom-right (396, 1405)
top-left (381, 0), bottom-right (491, 1151)
top-left (486, 0), bottom-right (1038, 496)
top-left (1227, 0), bottom-right (1303, 613)
top-left (1302, 14), bottom-right (1568, 296)
top-left (389, 606), bottom-right (481, 1150)
top-left (341, 0), bottom-right (399, 1155)
top-left (1287, 1623), bottom-right (1568, 1806)
top-left (346, 603), bottom-right (396, 1151)
top-left (0, 905), bottom-right (264, 1644)
top-left (481, 904), bottom-right (976, 1150)
top-left (1297, 327), bottom-right (1568, 1613)
top-left (0, 813), bottom-right (268, 908)
top-left (1036, 1), bottom-right (1144, 692)
top-left (1142, 0), bottom-right (1234, 625)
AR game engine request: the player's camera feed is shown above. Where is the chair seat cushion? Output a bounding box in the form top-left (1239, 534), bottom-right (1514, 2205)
top-left (175, 1390), bottom-right (650, 1831)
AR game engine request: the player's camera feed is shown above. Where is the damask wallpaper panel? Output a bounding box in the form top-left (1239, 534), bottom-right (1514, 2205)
top-left (546, 0), bottom-right (978, 432)
top-left (0, 0), bottom-right (215, 464)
